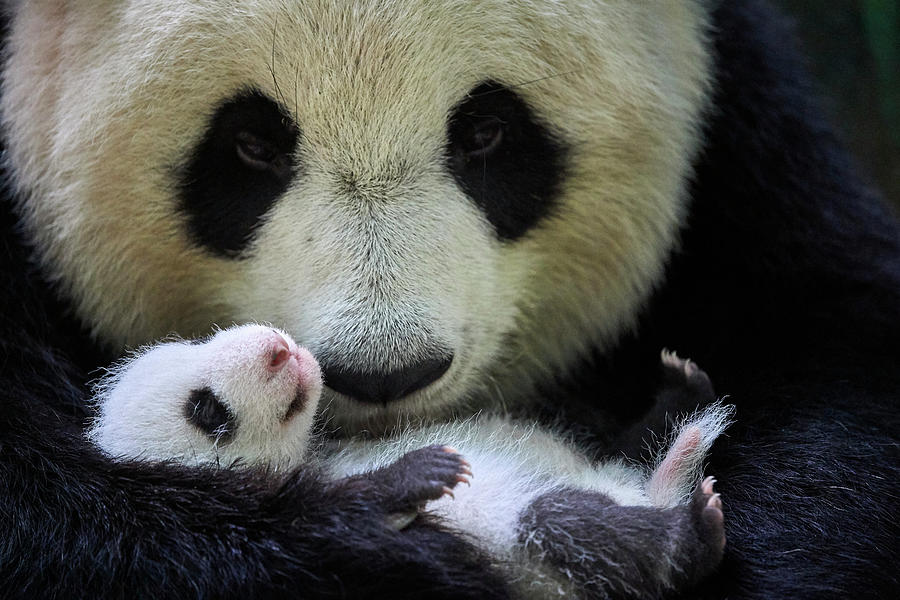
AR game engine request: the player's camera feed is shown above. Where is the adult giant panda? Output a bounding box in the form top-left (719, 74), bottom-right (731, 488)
top-left (0, 0), bottom-right (897, 599)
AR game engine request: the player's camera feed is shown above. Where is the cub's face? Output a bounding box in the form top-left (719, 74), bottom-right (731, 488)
top-left (2, 1), bottom-right (711, 432)
top-left (89, 324), bottom-right (323, 469)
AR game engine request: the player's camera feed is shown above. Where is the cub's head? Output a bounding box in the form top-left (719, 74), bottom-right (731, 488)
top-left (89, 324), bottom-right (322, 468)
top-left (2, 1), bottom-right (711, 432)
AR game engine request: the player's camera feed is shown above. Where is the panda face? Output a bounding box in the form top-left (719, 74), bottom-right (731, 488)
top-left (2, 1), bottom-right (711, 432)
top-left (88, 324), bottom-right (323, 469)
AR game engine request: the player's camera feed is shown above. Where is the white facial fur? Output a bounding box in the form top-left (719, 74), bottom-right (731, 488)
top-left (88, 324), bottom-right (323, 469)
top-left (2, 1), bottom-right (712, 432)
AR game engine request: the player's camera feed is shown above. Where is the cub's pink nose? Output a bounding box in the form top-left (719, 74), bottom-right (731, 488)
top-left (267, 334), bottom-right (292, 373)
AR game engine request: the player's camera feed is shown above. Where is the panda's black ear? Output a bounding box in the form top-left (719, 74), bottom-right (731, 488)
top-left (184, 387), bottom-right (236, 442)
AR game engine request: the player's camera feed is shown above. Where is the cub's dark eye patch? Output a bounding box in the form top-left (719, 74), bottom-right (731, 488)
top-left (446, 81), bottom-right (567, 241)
top-left (178, 89), bottom-right (300, 258)
top-left (184, 387), bottom-right (235, 442)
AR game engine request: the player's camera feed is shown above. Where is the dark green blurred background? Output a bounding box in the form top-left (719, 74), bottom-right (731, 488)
top-left (776, 0), bottom-right (899, 210)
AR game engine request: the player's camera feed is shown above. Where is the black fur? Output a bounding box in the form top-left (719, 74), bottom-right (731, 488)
top-left (1, 1), bottom-right (899, 598)
top-left (614, 357), bottom-right (718, 461)
top-left (516, 359), bottom-right (725, 599)
top-left (178, 89), bottom-right (299, 258)
top-left (446, 81), bottom-right (567, 240)
top-left (340, 445), bottom-right (470, 514)
top-left (520, 481), bottom-right (724, 600)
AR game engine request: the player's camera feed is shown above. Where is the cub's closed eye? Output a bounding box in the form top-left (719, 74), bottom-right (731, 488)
top-left (184, 387), bottom-right (235, 442)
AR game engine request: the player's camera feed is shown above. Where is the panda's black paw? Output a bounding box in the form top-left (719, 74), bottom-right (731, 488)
top-left (672, 476), bottom-right (727, 586)
top-left (363, 445), bottom-right (472, 516)
top-left (659, 350), bottom-right (716, 408)
top-left (390, 444), bottom-right (472, 503)
top-left (692, 476), bottom-right (726, 556)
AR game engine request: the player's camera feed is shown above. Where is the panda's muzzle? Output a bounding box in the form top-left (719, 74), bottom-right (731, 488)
top-left (321, 355), bottom-right (453, 405)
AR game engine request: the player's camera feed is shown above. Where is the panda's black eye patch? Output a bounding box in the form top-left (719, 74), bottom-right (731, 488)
top-left (446, 81), bottom-right (567, 241)
top-left (178, 89), bottom-right (299, 258)
top-left (184, 387), bottom-right (235, 442)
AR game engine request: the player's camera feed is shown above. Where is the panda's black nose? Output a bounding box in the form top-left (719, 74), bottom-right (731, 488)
top-left (321, 355), bottom-right (453, 404)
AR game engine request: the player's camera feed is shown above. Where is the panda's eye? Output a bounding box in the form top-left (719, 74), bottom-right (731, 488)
top-left (235, 130), bottom-right (292, 179)
top-left (458, 116), bottom-right (505, 159)
top-left (235, 131), bottom-right (276, 165)
top-left (178, 89), bottom-right (300, 258)
top-left (446, 81), bottom-right (567, 241)
top-left (184, 387), bottom-right (235, 442)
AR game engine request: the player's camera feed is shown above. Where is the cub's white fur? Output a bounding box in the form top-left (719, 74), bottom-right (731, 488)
top-left (89, 325), bottom-right (322, 469)
top-left (2, 1), bottom-right (712, 432)
top-left (89, 325), bottom-right (732, 597)
top-left (328, 409), bottom-right (730, 597)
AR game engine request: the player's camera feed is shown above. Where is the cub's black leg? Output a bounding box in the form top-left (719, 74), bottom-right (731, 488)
top-left (615, 351), bottom-right (717, 460)
top-left (336, 445), bottom-right (471, 520)
top-left (519, 477), bottom-right (725, 599)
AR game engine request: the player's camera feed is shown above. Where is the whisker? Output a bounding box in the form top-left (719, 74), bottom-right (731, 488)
top-left (268, 16), bottom-right (287, 106)
top-left (294, 54), bottom-right (301, 119)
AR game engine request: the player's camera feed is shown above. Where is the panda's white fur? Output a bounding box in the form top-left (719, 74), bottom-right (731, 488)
top-left (1, 1), bottom-right (712, 433)
top-left (89, 325), bottom-right (732, 598)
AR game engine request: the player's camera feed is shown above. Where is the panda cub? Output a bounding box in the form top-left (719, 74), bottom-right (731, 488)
top-left (89, 324), bottom-right (731, 599)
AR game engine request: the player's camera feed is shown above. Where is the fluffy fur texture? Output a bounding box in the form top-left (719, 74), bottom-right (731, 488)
top-left (1, 0), bottom-right (710, 432)
top-left (1, 0), bottom-right (899, 598)
top-left (90, 324), bottom-right (732, 599)
top-left (89, 324), bottom-right (323, 469)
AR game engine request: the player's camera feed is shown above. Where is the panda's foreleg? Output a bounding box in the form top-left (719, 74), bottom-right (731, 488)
top-left (331, 444), bottom-right (472, 528)
top-left (518, 478), bottom-right (725, 600)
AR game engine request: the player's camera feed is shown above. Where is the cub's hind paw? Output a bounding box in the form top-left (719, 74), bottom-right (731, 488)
top-left (656, 475), bottom-right (727, 589)
top-left (691, 476), bottom-right (727, 560)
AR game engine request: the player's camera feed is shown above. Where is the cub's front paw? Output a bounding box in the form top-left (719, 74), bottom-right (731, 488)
top-left (387, 444), bottom-right (472, 505)
top-left (365, 445), bottom-right (470, 531)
